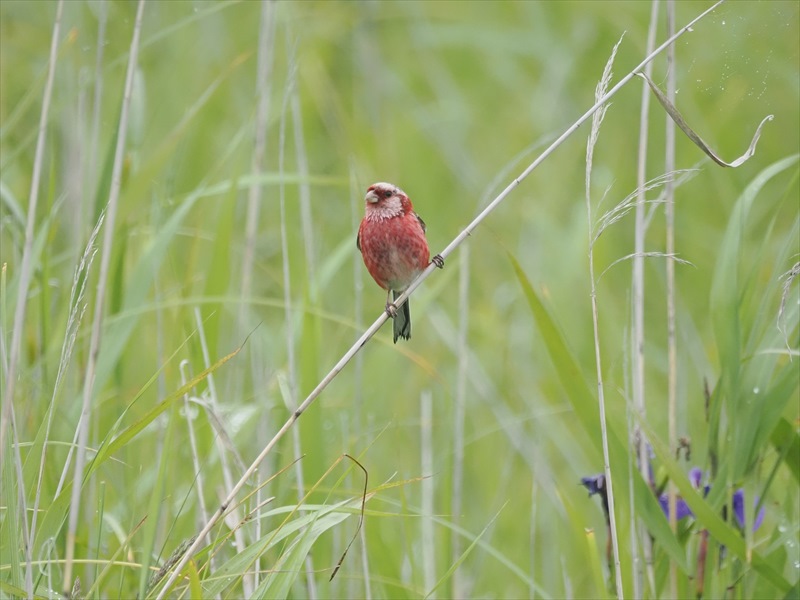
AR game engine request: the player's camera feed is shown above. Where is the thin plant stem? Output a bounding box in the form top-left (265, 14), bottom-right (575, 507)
top-left (529, 482), bottom-right (538, 600)
top-left (88, 0), bottom-right (107, 193)
top-left (277, 44), bottom-right (318, 598)
top-left (350, 165), bottom-right (365, 435)
top-left (179, 361), bottom-right (213, 557)
top-left (421, 390), bottom-right (436, 597)
top-left (247, 3), bottom-right (276, 590)
top-left (451, 243), bottom-right (470, 599)
top-left (633, 0), bottom-right (660, 596)
top-left (0, 0), bottom-right (64, 466)
top-left (349, 165), bottom-right (370, 600)
top-left (240, 0), bottom-right (275, 306)
top-left (292, 90), bottom-right (317, 300)
top-left (665, 1), bottom-right (679, 597)
top-left (9, 401), bottom-right (33, 597)
top-left (63, 2), bottom-right (146, 593)
top-left (30, 210), bottom-right (102, 594)
top-left (193, 307), bottom-right (248, 595)
top-left (250, 0), bottom-right (276, 588)
top-left (153, 5), bottom-right (725, 594)
top-left (358, 517), bottom-right (372, 600)
top-left (585, 35), bottom-right (625, 599)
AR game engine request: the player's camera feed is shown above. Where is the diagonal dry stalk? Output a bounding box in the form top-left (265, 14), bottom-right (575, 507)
top-left (153, 2), bottom-right (726, 596)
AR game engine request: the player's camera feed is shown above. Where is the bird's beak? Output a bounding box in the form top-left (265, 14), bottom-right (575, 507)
top-left (365, 190), bottom-right (379, 203)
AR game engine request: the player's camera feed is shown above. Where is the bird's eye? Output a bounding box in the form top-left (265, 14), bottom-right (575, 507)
top-left (384, 189), bottom-right (393, 198)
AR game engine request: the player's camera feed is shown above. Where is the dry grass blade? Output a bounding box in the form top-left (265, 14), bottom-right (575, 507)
top-left (593, 170), bottom-right (696, 244)
top-left (599, 252), bottom-right (694, 280)
top-left (638, 72), bottom-right (774, 168)
top-left (329, 454), bottom-right (369, 581)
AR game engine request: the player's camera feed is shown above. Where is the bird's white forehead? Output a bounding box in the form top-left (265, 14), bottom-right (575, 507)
top-left (368, 182), bottom-right (406, 197)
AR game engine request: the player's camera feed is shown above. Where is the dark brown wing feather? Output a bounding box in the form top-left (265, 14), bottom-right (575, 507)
top-left (414, 212), bottom-right (426, 234)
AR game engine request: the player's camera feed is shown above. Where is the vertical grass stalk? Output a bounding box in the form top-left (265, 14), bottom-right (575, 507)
top-left (349, 165), bottom-right (370, 599)
top-left (278, 44), bottom-right (318, 598)
top-left (63, 1), bottom-right (145, 593)
top-left (0, 0), bottom-right (64, 464)
top-left (633, 1), bottom-right (660, 595)
top-left (87, 0), bottom-right (107, 193)
top-left (664, 1), bottom-right (680, 597)
top-left (179, 360), bottom-right (213, 564)
top-left (292, 90), bottom-right (317, 300)
top-left (240, 0), bottom-right (276, 307)
top-left (193, 307), bottom-right (248, 594)
top-left (585, 36), bottom-right (625, 599)
top-left (421, 390), bottom-right (436, 597)
top-left (451, 243), bottom-right (470, 598)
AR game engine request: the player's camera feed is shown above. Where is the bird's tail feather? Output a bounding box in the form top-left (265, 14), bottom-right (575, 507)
top-left (392, 291), bottom-right (411, 343)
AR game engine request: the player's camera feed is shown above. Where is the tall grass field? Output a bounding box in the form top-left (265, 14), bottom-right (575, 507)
top-left (1, 1), bottom-right (798, 598)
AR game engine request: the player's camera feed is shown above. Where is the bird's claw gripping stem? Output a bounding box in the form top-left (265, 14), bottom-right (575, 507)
top-left (385, 302), bottom-right (398, 318)
top-left (432, 254), bottom-right (444, 269)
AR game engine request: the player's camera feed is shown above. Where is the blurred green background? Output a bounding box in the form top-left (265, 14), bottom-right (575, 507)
top-left (1, 1), bottom-right (798, 598)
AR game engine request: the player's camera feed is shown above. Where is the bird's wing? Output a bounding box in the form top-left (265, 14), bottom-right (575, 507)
top-left (356, 219), bottom-right (364, 252)
top-left (414, 212), bottom-right (427, 234)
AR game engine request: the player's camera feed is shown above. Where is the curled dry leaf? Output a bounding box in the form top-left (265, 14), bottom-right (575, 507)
top-left (638, 72), bottom-right (773, 168)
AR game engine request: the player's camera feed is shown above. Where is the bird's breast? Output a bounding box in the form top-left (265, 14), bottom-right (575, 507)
top-left (359, 214), bottom-right (430, 292)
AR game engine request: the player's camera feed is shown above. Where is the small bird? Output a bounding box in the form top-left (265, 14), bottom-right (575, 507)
top-left (357, 182), bottom-right (444, 342)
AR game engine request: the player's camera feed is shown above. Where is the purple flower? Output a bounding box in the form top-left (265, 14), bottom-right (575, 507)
top-left (581, 474), bottom-right (605, 496)
top-left (658, 494), bottom-right (694, 521)
top-left (657, 469), bottom-right (764, 532)
top-left (581, 474), bottom-right (610, 524)
top-left (581, 469), bottom-right (765, 532)
top-left (689, 467), bottom-right (703, 489)
top-left (732, 488), bottom-right (765, 531)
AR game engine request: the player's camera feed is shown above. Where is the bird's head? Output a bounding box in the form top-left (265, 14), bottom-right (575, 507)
top-left (364, 182), bottom-right (411, 221)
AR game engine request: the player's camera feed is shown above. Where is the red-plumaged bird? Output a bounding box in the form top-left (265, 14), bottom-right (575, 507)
top-left (357, 182), bottom-right (443, 342)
